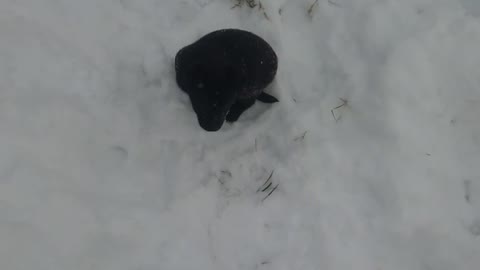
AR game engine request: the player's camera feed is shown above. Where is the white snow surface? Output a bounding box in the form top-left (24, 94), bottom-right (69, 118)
top-left (1, 0), bottom-right (480, 269)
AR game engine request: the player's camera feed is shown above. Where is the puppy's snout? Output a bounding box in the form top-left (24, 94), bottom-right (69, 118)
top-left (198, 114), bottom-right (225, 132)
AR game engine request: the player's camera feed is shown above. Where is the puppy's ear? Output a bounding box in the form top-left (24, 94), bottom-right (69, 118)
top-left (189, 63), bottom-right (207, 88)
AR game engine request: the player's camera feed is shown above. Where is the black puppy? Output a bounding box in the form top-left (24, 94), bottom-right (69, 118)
top-left (175, 29), bottom-right (279, 132)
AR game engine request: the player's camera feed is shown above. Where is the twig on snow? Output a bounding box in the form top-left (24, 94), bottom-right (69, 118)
top-left (308, 0), bottom-right (319, 17)
top-left (262, 184), bottom-right (279, 202)
top-left (294, 131), bottom-right (308, 142)
top-left (328, 0), bottom-right (341, 8)
top-left (331, 98), bottom-right (348, 122)
top-left (257, 170), bottom-right (274, 192)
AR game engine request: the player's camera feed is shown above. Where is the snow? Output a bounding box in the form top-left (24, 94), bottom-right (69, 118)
top-left (1, 0), bottom-right (480, 269)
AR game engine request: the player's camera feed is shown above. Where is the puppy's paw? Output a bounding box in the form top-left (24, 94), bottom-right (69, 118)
top-left (226, 111), bottom-right (240, 122)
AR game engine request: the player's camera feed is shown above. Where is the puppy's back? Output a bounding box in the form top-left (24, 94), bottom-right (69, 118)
top-left (175, 29), bottom-right (278, 99)
top-left (197, 29), bottom-right (277, 86)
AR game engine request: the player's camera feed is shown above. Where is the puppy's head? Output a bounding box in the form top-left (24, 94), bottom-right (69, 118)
top-left (184, 62), bottom-right (239, 132)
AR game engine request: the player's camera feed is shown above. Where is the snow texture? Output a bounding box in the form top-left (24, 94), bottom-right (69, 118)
top-left (1, 0), bottom-right (479, 269)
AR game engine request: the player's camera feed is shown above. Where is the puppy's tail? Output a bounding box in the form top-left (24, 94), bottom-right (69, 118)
top-left (257, 92), bottom-right (279, 103)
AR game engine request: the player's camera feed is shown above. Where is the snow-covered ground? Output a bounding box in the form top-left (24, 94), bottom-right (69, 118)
top-left (1, 0), bottom-right (480, 269)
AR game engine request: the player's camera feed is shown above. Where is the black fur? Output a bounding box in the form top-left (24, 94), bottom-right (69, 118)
top-left (175, 29), bottom-right (278, 132)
